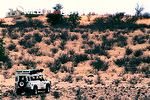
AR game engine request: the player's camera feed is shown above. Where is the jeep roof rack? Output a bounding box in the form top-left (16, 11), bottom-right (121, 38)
top-left (16, 69), bottom-right (44, 75)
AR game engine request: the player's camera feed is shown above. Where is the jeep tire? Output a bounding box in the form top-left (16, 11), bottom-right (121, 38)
top-left (45, 84), bottom-right (50, 93)
top-left (16, 88), bottom-right (22, 95)
top-left (18, 80), bottom-right (26, 88)
top-left (33, 86), bottom-right (38, 95)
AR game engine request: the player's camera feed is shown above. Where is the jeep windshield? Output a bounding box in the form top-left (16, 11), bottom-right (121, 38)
top-left (31, 75), bottom-right (44, 81)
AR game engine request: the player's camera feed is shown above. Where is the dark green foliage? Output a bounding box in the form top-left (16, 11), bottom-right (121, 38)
top-left (19, 38), bottom-right (36, 48)
top-left (60, 31), bottom-right (69, 41)
top-left (8, 32), bottom-right (19, 39)
top-left (82, 34), bottom-right (89, 40)
top-left (129, 77), bottom-right (138, 84)
top-left (15, 19), bottom-right (44, 28)
top-left (142, 12), bottom-right (150, 18)
top-left (133, 35), bottom-right (149, 44)
top-left (7, 43), bottom-right (16, 51)
top-left (51, 48), bottom-right (58, 54)
top-left (64, 74), bottom-right (73, 83)
top-left (0, 39), bottom-right (12, 69)
top-left (68, 12), bottom-right (81, 28)
top-left (115, 58), bottom-right (126, 67)
top-left (46, 14), bottom-right (63, 25)
top-left (92, 12), bottom-right (138, 30)
top-left (91, 58), bottom-right (108, 71)
top-left (53, 91), bottom-right (61, 99)
top-left (126, 48), bottom-right (133, 55)
top-left (59, 40), bottom-right (66, 50)
top-left (19, 34), bottom-right (38, 48)
top-left (48, 60), bottom-right (61, 73)
top-left (0, 39), bottom-right (6, 62)
top-left (70, 34), bottom-right (78, 41)
top-left (134, 50), bottom-right (143, 57)
top-left (28, 47), bottom-right (40, 55)
top-left (142, 56), bottom-right (150, 63)
top-left (33, 33), bottom-right (42, 42)
top-left (115, 57), bottom-right (141, 73)
top-left (21, 59), bottom-right (36, 68)
top-left (58, 54), bottom-right (70, 64)
top-left (85, 45), bottom-right (107, 56)
top-left (73, 54), bottom-right (89, 66)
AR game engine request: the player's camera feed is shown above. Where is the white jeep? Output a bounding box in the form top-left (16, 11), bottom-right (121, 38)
top-left (15, 69), bottom-right (51, 95)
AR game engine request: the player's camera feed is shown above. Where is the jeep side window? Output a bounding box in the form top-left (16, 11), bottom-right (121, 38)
top-left (19, 76), bottom-right (26, 82)
top-left (39, 75), bottom-right (44, 81)
top-left (27, 76), bottom-right (30, 81)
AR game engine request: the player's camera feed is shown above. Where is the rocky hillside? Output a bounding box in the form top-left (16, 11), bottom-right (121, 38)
top-left (0, 16), bottom-right (150, 100)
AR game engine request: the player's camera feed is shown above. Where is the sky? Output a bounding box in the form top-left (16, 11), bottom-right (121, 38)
top-left (0, 0), bottom-right (150, 18)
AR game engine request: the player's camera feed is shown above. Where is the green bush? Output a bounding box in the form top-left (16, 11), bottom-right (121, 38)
top-left (91, 58), bottom-right (108, 71)
top-left (85, 45), bottom-right (107, 56)
top-left (15, 19), bottom-right (44, 28)
top-left (126, 48), bottom-right (133, 55)
top-left (134, 50), bottom-right (143, 57)
top-left (21, 59), bottom-right (36, 68)
top-left (0, 39), bottom-right (13, 69)
top-left (73, 54), bottom-right (89, 66)
top-left (46, 14), bottom-right (63, 25)
top-left (7, 43), bottom-right (16, 51)
top-left (33, 33), bottom-right (42, 42)
top-left (68, 12), bottom-right (81, 28)
top-left (28, 47), bottom-right (40, 56)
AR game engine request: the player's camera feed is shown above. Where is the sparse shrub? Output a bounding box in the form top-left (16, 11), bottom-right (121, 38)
top-left (73, 54), bottom-right (89, 66)
top-left (60, 66), bottom-right (74, 73)
top-left (15, 19), bottom-right (44, 28)
top-left (126, 48), bottom-right (133, 55)
top-left (47, 60), bottom-right (61, 73)
top-left (58, 54), bottom-right (70, 64)
top-left (82, 33), bottom-right (88, 40)
top-left (59, 40), bottom-right (66, 50)
top-left (85, 45), bottom-right (107, 56)
top-left (134, 50), bottom-right (143, 57)
top-left (63, 74), bottom-right (73, 83)
top-left (0, 39), bottom-right (7, 61)
top-left (68, 12), bottom-right (81, 28)
top-left (0, 39), bottom-right (13, 69)
top-left (116, 35), bottom-right (127, 47)
top-left (125, 58), bottom-right (141, 73)
top-left (24, 34), bottom-right (32, 40)
top-left (33, 33), bottom-right (42, 42)
top-left (70, 34), bottom-right (78, 41)
top-left (8, 32), bottom-right (19, 39)
top-left (21, 59), bottom-right (36, 68)
top-left (148, 82), bottom-right (150, 86)
top-left (51, 48), bottom-right (58, 54)
top-left (141, 66), bottom-right (150, 78)
top-left (28, 47), bottom-right (40, 55)
top-left (53, 90), bottom-right (61, 99)
top-left (115, 58), bottom-right (126, 67)
top-left (133, 35), bottom-right (148, 44)
top-left (91, 58), bottom-right (108, 71)
top-left (112, 79), bottom-right (121, 86)
top-left (19, 36), bottom-right (36, 48)
top-left (60, 31), bottom-right (69, 41)
top-left (91, 12), bottom-right (137, 30)
top-left (142, 56), bottom-right (150, 63)
top-left (7, 43), bottom-right (16, 51)
top-left (129, 77), bottom-right (138, 85)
